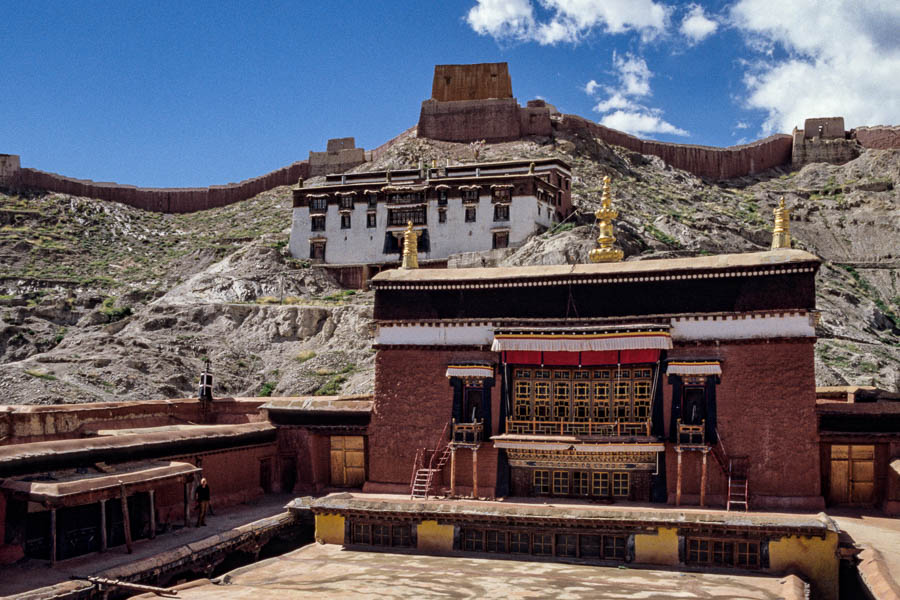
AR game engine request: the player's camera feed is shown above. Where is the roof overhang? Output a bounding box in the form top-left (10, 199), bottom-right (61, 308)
top-left (492, 325), bottom-right (672, 353)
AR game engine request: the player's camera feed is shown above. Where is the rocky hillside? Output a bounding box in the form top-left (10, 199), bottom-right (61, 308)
top-left (1, 129), bottom-right (897, 404)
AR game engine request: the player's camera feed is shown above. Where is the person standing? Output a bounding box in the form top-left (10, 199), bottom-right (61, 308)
top-left (196, 478), bottom-right (211, 526)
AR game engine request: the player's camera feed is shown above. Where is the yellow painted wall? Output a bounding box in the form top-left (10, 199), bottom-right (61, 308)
top-left (769, 531), bottom-right (839, 600)
top-left (634, 527), bottom-right (679, 566)
top-left (314, 513), bottom-right (345, 545)
top-left (417, 520), bottom-right (454, 553)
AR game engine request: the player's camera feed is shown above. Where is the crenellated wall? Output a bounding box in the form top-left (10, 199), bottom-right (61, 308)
top-left (853, 125), bottom-right (900, 150)
top-left (555, 115), bottom-right (794, 180)
top-left (9, 161), bottom-right (309, 213)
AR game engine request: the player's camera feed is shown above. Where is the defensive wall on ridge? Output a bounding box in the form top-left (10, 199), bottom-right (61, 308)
top-left (4, 61), bottom-right (900, 213)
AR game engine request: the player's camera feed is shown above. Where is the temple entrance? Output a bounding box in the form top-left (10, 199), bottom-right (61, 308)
top-left (828, 445), bottom-right (875, 505)
top-left (682, 387), bottom-right (706, 426)
top-left (330, 436), bottom-right (366, 487)
top-left (463, 388), bottom-right (483, 423)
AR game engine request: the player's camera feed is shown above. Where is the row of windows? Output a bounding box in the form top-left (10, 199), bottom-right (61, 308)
top-left (310, 205), bottom-right (510, 231)
top-left (534, 470), bottom-right (630, 497)
top-left (686, 538), bottom-right (760, 568)
top-left (350, 522), bottom-right (413, 548)
top-left (308, 188), bottom-right (526, 210)
top-left (513, 367), bottom-right (654, 423)
top-left (460, 528), bottom-right (626, 560)
top-left (308, 230), bottom-right (508, 259)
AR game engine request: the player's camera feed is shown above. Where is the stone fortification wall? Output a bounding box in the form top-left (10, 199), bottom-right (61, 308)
top-left (10, 161), bottom-right (309, 213)
top-left (853, 125), bottom-right (900, 150)
top-left (431, 63), bottom-right (513, 102)
top-left (556, 115), bottom-right (794, 179)
top-left (309, 137), bottom-right (366, 177)
top-left (0, 154), bottom-right (20, 184)
top-left (418, 98), bottom-right (553, 143)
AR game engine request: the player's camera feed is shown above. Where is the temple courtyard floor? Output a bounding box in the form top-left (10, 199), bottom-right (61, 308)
top-left (136, 543), bottom-right (801, 600)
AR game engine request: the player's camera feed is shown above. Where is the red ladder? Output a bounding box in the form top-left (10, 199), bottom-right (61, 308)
top-left (711, 431), bottom-right (750, 511)
top-left (410, 421), bottom-right (451, 499)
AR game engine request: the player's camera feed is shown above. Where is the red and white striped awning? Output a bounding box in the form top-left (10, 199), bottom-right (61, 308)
top-left (446, 364), bottom-right (494, 379)
top-left (491, 330), bottom-right (672, 353)
top-left (666, 361), bottom-right (722, 376)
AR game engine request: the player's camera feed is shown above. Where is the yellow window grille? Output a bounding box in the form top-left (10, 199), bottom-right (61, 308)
top-left (612, 472), bottom-right (629, 497)
top-left (592, 471), bottom-right (609, 496)
top-left (553, 382), bottom-right (570, 420)
top-left (552, 471), bottom-right (569, 495)
top-left (533, 470), bottom-right (550, 494)
top-left (534, 382), bottom-right (551, 420)
top-left (514, 380), bottom-right (531, 419)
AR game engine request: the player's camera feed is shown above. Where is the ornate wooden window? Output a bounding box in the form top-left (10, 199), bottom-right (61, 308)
top-left (391, 525), bottom-right (411, 547)
top-left (612, 472), bottom-right (630, 497)
top-left (352, 523), bottom-right (371, 545)
top-left (366, 212), bottom-right (376, 228)
top-left (340, 214), bottom-right (351, 229)
top-left (573, 471), bottom-right (590, 496)
top-left (387, 191), bottom-right (424, 204)
top-left (438, 209), bottom-right (447, 223)
top-left (633, 380), bottom-right (652, 419)
top-left (461, 189), bottom-right (479, 203)
top-left (437, 190), bottom-right (448, 206)
top-left (592, 471), bottom-right (609, 496)
top-left (493, 204), bottom-right (509, 221)
top-left (311, 215), bottom-right (326, 231)
top-left (533, 382), bottom-right (551, 420)
top-left (388, 206), bottom-right (426, 226)
top-left (462, 529), bottom-right (484, 552)
top-left (573, 382), bottom-right (591, 421)
top-left (309, 197), bottom-right (328, 212)
top-left (485, 530), bottom-right (507, 553)
top-left (510, 532), bottom-right (530, 554)
top-left (339, 196), bottom-right (354, 210)
top-left (465, 206), bottom-right (476, 222)
top-left (556, 533), bottom-right (577, 557)
top-left (373, 524), bottom-right (390, 546)
top-left (533, 470), bottom-right (550, 495)
top-left (366, 192), bottom-right (378, 207)
top-left (603, 536), bottom-right (627, 560)
top-left (514, 380), bottom-right (531, 419)
top-left (736, 541), bottom-right (760, 567)
top-left (552, 382), bottom-right (570, 420)
top-left (614, 381), bottom-right (631, 419)
top-left (533, 533), bottom-right (552, 556)
top-left (686, 538), bottom-right (759, 568)
top-left (552, 471), bottom-right (569, 495)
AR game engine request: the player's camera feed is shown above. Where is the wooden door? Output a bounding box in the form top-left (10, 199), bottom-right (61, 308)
top-left (828, 445), bottom-right (875, 505)
top-left (849, 445), bottom-right (875, 504)
top-left (330, 436), bottom-right (366, 487)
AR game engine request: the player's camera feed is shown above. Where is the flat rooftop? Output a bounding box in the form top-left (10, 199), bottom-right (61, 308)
top-left (371, 249), bottom-right (820, 287)
top-left (136, 543), bottom-right (799, 600)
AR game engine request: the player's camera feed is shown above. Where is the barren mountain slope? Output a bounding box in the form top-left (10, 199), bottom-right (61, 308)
top-left (1, 129), bottom-right (897, 404)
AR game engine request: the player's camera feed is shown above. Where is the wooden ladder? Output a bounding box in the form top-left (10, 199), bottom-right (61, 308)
top-left (410, 421), bottom-right (451, 499)
top-left (712, 430), bottom-right (750, 511)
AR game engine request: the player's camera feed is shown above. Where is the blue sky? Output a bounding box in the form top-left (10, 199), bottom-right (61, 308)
top-left (2, 1), bottom-right (898, 187)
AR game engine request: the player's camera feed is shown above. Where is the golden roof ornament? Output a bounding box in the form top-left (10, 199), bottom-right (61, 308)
top-left (771, 196), bottom-right (792, 250)
top-left (589, 176), bottom-right (624, 263)
top-left (400, 221), bottom-right (420, 269)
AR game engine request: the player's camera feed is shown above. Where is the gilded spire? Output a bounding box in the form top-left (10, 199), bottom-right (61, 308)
top-left (589, 176), bottom-right (624, 263)
top-left (400, 221), bottom-right (420, 269)
top-left (771, 196), bottom-right (792, 250)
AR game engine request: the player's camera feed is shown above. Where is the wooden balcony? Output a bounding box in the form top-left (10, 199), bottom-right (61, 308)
top-left (676, 419), bottom-right (705, 445)
top-left (451, 420), bottom-right (484, 445)
top-left (505, 418), bottom-right (651, 437)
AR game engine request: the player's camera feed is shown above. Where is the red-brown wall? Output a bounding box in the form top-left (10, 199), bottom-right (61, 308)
top-left (665, 340), bottom-right (823, 510)
top-left (366, 348), bottom-right (500, 496)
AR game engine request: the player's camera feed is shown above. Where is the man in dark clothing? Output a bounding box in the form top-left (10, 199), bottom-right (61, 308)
top-left (196, 478), bottom-right (210, 526)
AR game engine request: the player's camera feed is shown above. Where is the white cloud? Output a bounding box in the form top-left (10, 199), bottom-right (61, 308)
top-left (679, 4), bottom-right (718, 43)
top-left (600, 110), bottom-right (689, 137)
top-left (593, 92), bottom-right (637, 113)
top-left (731, 0), bottom-right (900, 133)
top-left (466, 0), bottom-right (670, 45)
top-left (466, 0), bottom-right (534, 40)
top-left (585, 51), bottom-right (689, 138)
top-left (735, 121), bottom-right (749, 129)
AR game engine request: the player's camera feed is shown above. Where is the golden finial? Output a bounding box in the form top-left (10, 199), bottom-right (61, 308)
top-left (771, 196), bottom-right (791, 250)
top-left (589, 176), bottom-right (624, 263)
top-left (400, 221), bottom-right (420, 269)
